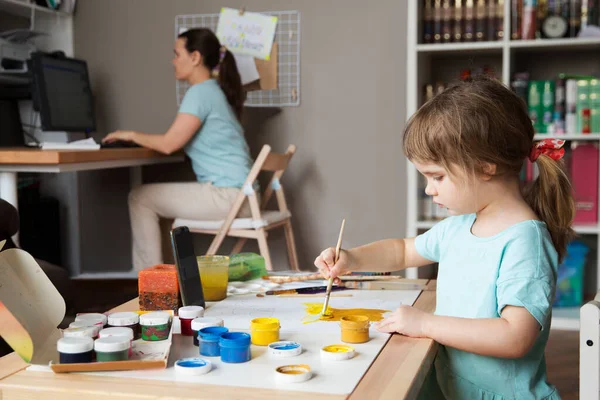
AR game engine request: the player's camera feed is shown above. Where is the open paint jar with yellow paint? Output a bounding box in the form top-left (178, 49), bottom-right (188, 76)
top-left (250, 317), bottom-right (280, 345)
top-left (340, 315), bottom-right (370, 344)
top-left (197, 255), bottom-right (229, 301)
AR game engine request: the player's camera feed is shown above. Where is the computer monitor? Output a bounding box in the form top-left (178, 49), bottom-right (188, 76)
top-left (29, 52), bottom-right (95, 133)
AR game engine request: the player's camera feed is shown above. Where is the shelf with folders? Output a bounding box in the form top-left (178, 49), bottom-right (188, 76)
top-left (407, 1), bottom-right (600, 330)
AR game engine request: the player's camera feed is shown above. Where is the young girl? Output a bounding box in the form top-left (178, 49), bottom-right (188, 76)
top-left (315, 76), bottom-right (573, 399)
top-left (103, 28), bottom-right (253, 271)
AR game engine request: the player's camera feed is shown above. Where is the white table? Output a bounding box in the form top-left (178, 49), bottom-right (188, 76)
top-left (0, 148), bottom-right (184, 274)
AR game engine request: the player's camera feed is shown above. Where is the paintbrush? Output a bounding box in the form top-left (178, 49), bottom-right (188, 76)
top-left (321, 219), bottom-right (346, 318)
top-left (265, 286), bottom-right (349, 295)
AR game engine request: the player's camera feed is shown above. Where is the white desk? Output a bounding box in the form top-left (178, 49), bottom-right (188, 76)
top-left (0, 148), bottom-right (184, 210)
top-left (0, 148), bottom-right (185, 276)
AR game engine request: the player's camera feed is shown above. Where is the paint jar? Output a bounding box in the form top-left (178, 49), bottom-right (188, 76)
top-left (198, 326), bottom-right (229, 357)
top-left (62, 326), bottom-right (97, 339)
top-left (197, 255), bottom-right (229, 301)
top-left (75, 313), bottom-right (107, 327)
top-left (99, 327), bottom-right (134, 358)
top-left (178, 306), bottom-right (205, 337)
top-left (107, 312), bottom-right (141, 340)
top-left (94, 336), bottom-right (130, 362)
top-left (250, 317), bottom-right (280, 346)
top-left (139, 311), bottom-right (171, 341)
top-left (340, 315), bottom-right (370, 344)
top-left (57, 337), bottom-right (94, 364)
top-left (68, 321), bottom-right (101, 338)
top-left (219, 332), bottom-right (251, 363)
top-left (191, 317), bottom-right (224, 346)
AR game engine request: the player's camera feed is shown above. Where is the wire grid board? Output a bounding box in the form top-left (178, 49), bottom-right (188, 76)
top-left (28, 289), bottom-right (421, 395)
top-left (175, 11), bottom-right (300, 107)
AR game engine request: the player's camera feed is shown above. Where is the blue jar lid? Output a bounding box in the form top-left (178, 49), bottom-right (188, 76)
top-left (219, 332), bottom-right (251, 348)
top-left (198, 326), bottom-right (229, 341)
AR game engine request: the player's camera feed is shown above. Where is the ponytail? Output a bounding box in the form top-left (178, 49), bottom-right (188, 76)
top-left (178, 28), bottom-right (245, 121)
top-left (522, 155), bottom-right (575, 262)
top-left (215, 49), bottom-right (245, 121)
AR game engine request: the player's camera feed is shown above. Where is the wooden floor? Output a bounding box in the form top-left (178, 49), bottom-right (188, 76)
top-left (546, 330), bottom-right (579, 400)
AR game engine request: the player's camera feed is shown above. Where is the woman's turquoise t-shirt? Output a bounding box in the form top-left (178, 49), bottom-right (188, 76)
top-left (178, 79), bottom-right (252, 188)
top-left (415, 214), bottom-right (561, 400)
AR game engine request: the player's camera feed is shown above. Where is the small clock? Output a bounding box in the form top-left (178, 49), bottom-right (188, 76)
top-left (542, 15), bottom-right (568, 38)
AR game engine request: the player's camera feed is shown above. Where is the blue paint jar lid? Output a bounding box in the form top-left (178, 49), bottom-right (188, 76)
top-left (57, 337), bottom-right (94, 354)
top-left (219, 332), bottom-right (251, 348)
top-left (268, 341), bottom-right (302, 358)
top-left (198, 326), bottom-right (229, 342)
top-left (174, 357), bottom-right (212, 376)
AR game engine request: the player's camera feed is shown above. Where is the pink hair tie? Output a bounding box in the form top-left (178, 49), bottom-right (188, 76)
top-left (529, 139), bottom-right (566, 162)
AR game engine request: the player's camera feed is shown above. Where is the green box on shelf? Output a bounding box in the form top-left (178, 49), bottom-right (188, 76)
top-left (229, 253), bottom-right (267, 281)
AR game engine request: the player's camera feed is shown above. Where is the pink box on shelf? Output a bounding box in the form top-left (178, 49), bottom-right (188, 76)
top-left (571, 143), bottom-right (599, 224)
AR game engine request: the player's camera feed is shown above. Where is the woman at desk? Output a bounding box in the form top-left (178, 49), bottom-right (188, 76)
top-left (102, 28), bottom-right (252, 271)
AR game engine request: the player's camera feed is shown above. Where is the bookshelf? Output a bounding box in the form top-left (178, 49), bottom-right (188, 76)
top-left (406, 0), bottom-right (600, 331)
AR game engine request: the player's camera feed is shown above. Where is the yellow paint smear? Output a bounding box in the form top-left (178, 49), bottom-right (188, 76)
top-left (301, 303), bottom-right (390, 324)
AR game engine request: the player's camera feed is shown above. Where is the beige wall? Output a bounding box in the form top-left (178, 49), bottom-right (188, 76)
top-left (73, 0), bottom-right (408, 270)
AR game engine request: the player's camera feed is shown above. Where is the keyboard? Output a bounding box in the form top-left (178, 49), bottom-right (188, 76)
top-left (100, 140), bottom-right (141, 149)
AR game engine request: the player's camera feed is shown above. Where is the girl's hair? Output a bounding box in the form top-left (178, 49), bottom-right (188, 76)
top-left (403, 76), bottom-right (575, 261)
top-left (178, 28), bottom-right (245, 120)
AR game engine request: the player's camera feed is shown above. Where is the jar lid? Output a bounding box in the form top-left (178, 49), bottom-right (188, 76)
top-left (198, 326), bottom-right (229, 340)
top-left (174, 358), bottom-right (212, 376)
top-left (268, 341), bottom-right (302, 358)
top-left (191, 317), bottom-right (223, 331)
top-left (219, 332), bottom-right (251, 347)
top-left (139, 311), bottom-right (171, 326)
top-left (250, 317), bottom-right (280, 330)
top-left (108, 312), bottom-right (139, 326)
top-left (99, 327), bottom-right (134, 340)
top-left (275, 364), bottom-right (312, 383)
top-left (68, 321), bottom-right (101, 336)
top-left (62, 326), bottom-right (96, 339)
top-left (57, 336), bottom-right (94, 354)
top-left (94, 336), bottom-right (130, 352)
top-left (320, 344), bottom-right (355, 361)
top-left (178, 306), bottom-right (205, 319)
top-left (75, 313), bottom-right (107, 326)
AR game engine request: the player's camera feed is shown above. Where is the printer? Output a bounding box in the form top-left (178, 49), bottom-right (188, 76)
top-left (0, 37), bottom-right (35, 74)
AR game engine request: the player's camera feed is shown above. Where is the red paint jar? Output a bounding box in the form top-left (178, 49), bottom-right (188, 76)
top-left (178, 306), bottom-right (205, 336)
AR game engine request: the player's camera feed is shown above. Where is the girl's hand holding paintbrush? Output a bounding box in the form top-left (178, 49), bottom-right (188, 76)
top-left (314, 247), bottom-right (355, 284)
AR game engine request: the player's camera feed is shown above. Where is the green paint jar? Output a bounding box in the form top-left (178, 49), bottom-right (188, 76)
top-left (140, 311), bottom-right (171, 341)
top-left (94, 336), bottom-right (129, 362)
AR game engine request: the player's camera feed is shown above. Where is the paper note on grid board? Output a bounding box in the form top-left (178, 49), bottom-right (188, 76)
top-left (216, 7), bottom-right (277, 60)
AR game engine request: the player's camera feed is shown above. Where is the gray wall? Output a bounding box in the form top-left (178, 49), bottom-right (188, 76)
top-left (73, 0), bottom-right (408, 271)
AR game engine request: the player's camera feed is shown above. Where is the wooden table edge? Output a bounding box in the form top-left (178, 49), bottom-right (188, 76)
top-left (0, 279), bottom-right (437, 400)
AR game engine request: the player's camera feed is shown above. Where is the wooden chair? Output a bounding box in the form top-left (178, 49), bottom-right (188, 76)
top-left (172, 145), bottom-right (299, 271)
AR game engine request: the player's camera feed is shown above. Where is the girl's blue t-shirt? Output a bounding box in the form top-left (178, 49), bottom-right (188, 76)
top-left (178, 79), bottom-right (252, 188)
top-left (415, 214), bottom-right (561, 400)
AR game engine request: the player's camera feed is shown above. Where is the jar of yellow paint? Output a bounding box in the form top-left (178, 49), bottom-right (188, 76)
top-left (340, 315), bottom-right (370, 344)
top-left (197, 255), bottom-right (229, 301)
top-left (250, 317), bottom-right (280, 346)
